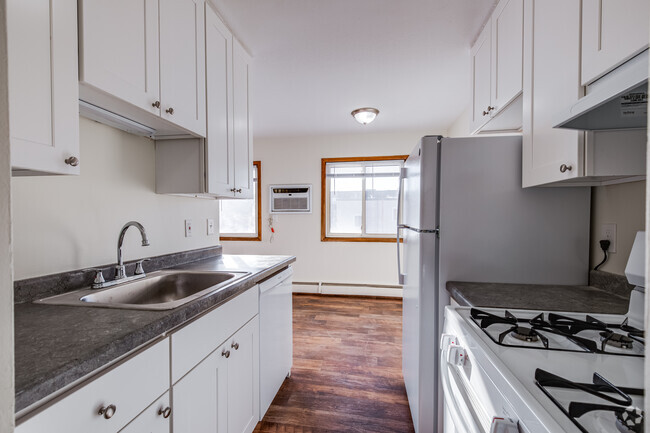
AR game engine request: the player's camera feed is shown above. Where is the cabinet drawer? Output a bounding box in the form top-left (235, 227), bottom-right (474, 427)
top-left (17, 338), bottom-right (170, 433)
top-left (171, 287), bottom-right (258, 383)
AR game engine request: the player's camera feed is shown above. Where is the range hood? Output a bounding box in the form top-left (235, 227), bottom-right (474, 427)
top-left (555, 49), bottom-right (648, 131)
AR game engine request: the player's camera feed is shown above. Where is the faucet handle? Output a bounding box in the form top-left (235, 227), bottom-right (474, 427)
top-left (85, 269), bottom-right (106, 288)
top-left (134, 259), bottom-right (150, 275)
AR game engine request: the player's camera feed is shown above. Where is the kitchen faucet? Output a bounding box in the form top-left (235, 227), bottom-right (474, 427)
top-left (89, 221), bottom-right (150, 289)
top-left (115, 221), bottom-right (150, 279)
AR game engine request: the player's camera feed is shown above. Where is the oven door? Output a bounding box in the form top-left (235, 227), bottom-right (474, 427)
top-left (441, 345), bottom-right (487, 433)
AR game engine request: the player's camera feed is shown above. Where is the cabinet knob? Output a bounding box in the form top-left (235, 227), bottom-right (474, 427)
top-left (152, 101), bottom-right (161, 108)
top-left (236, 188), bottom-right (242, 193)
top-left (230, 188), bottom-right (236, 193)
top-left (231, 341), bottom-right (239, 350)
top-left (65, 156), bottom-right (79, 167)
top-left (559, 164), bottom-right (573, 173)
top-left (222, 349), bottom-right (230, 358)
top-left (165, 107), bottom-right (174, 115)
top-left (98, 404), bottom-right (116, 420)
top-left (158, 407), bottom-right (172, 419)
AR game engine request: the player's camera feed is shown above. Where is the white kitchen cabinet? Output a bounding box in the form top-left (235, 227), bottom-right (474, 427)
top-left (470, 0), bottom-right (523, 134)
top-left (172, 317), bottom-right (259, 433)
top-left (79, 0), bottom-right (206, 137)
top-left (232, 39), bottom-right (255, 199)
top-left (159, 0), bottom-right (206, 136)
top-left (172, 346), bottom-right (228, 433)
top-left (581, 0), bottom-right (650, 85)
top-left (522, 0), bottom-right (647, 187)
top-left (522, 0), bottom-right (583, 187)
top-left (7, 0), bottom-right (80, 176)
top-left (156, 8), bottom-right (254, 199)
top-left (16, 338), bottom-right (170, 433)
top-left (226, 318), bottom-right (260, 433)
top-left (205, 4), bottom-right (235, 197)
top-left (119, 391), bottom-right (171, 433)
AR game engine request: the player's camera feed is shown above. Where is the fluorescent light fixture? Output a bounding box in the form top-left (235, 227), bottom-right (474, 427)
top-left (351, 107), bottom-right (379, 125)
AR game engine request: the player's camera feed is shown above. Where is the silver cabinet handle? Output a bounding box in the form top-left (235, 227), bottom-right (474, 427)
top-left (158, 407), bottom-right (171, 419)
top-left (222, 349), bottom-right (230, 358)
top-left (231, 341), bottom-right (239, 350)
top-left (559, 164), bottom-right (573, 173)
top-left (165, 107), bottom-right (174, 115)
top-left (98, 404), bottom-right (116, 420)
top-left (65, 156), bottom-right (79, 167)
top-left (152, 101), bottom-right (161, 108)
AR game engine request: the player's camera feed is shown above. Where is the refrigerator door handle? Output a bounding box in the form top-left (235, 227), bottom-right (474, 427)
top-left (397, 167), bottom-right (407, 285)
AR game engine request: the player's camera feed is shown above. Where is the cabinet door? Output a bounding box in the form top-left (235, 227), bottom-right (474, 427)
top-left (469, 24), bottom-right (492, 133)
top-left (119, 391), bottom-right (171, 433)
top-left (79, 0), bottom-right (160, 117)
top-left (227, 318), bottom-right (260, 433)
top-left (172, 346), bottom-right (228, 433)
top-left (205, 4), bottom-right (235, 196)
top-left (490, 0), bottom-right (523, 113)
top-left (8, 0), bottom-right (79, 175)
top-left (232, 39), bottom-right (254, 199)
top-left (522, 0), bottom-right (583, 187)
top-left (582, 0), bottom-right (650, 85)
top-left (160, 0), bottom-right (207, 136)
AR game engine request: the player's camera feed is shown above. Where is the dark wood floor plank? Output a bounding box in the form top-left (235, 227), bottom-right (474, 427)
top-left (254, 294), bottom-right (414, 433)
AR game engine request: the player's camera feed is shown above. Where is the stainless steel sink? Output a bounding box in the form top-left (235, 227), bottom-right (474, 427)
top-left (36, 270), bottom-right (251, 310)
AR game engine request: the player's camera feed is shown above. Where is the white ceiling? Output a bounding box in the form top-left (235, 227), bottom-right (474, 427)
top-left (209, 0), bottom-right (497, 138)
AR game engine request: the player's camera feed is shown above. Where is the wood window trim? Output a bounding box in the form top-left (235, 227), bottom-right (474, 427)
top-left (321, 155), bottom-right (408, 243)
top-left (220, 160), bottom-right (262, 241)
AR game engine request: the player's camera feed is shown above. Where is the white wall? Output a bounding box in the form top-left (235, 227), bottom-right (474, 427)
top-left (11, 117), bottom-right (222, 280)
top-left (590, 181), bottom-right (646, 275)
top-left (0, 0), bottom-right (14, 429)
top-left (221, 131), bottom-right (428, 285)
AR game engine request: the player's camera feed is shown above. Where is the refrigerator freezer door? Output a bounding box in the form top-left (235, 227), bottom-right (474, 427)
top-left (403, 136), bottom-right (440, 231)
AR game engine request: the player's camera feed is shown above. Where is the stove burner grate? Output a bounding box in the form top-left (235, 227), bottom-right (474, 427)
top-left (601, 331), bottom-right (635, 350)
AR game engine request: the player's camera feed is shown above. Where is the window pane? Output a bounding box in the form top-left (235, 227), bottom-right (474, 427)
top-left (219, 166), bottom-right (257, 236)
top-left (365, 165), bottom-right (400, 235)
top-left (328, 168), bottom-right (362, 234)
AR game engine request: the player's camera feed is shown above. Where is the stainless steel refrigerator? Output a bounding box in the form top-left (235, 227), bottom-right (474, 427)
top-left (397, 135), bottom-right (590, 433)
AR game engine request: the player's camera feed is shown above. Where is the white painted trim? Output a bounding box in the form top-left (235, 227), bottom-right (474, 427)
top-left (292, 282), bottom-right (403, 298)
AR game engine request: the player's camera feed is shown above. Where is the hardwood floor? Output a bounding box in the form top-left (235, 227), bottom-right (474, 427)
top-left (254, 294), bottom-right (415, 433)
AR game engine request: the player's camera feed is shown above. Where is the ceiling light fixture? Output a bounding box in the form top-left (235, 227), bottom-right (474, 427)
top-left (351, 107), bottom-right (379, 125)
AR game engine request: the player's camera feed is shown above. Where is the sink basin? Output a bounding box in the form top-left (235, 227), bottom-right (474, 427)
top-left (37, 270), bottom-right (251, 310)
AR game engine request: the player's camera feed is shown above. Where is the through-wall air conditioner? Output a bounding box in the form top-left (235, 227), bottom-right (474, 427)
top-left (269, 184), bottom-right (312, 214)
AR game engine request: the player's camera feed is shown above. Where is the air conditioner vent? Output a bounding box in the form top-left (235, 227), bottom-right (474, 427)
top-left (270, 184), bottom-right (311, 213)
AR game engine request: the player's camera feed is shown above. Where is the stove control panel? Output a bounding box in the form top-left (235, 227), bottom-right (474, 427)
top-left (447, 344), bottom-right (467, 366)
top-left (490, 417), bottom-right (519, 433)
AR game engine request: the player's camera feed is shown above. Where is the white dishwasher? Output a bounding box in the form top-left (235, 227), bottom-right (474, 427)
top-left (258, 266), bottom-right (293, 417)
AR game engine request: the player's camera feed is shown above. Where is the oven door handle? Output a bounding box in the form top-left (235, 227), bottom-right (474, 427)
top-left (440, 348), bottom-right (486, 433)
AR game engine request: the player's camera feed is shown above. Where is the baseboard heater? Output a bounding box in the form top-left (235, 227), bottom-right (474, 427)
top-left (292, 281), bottom-right (402, 298)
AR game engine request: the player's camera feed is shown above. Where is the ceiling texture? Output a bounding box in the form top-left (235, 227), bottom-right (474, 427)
top-left (209, 0), bottom-right (496, 138)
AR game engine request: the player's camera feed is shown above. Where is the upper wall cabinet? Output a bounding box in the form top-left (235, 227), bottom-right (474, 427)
top-left (8, 0), bottom-right (80, 176)
top-left (79, 0), bottom-right (206, 138)
top-left (470, 0), bottom-right (523, 134)
top-left (581, 0), bottom-right (650, 85)
top-left (155, 4), bottom-right (254, 199)
top-left (522, 0), bottom-right (646, 187)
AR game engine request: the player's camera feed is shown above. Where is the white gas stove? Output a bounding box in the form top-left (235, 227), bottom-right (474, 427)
top-left (441, 233), bottom-right (645, 433)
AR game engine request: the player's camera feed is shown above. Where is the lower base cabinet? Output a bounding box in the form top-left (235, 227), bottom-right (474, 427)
top-left (119, 391), bottom-right (171, 433)
top-left (172, 317), bottom-right (260, 433)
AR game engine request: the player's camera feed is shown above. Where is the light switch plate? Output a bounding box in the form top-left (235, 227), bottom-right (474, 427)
top-left (207, 218), bottom-right (215, 235)
top-left (185, 219), bottom-right (193, 237)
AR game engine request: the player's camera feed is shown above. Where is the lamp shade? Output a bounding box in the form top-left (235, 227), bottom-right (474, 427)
top-left (351, 107), bottom-right (379, 125)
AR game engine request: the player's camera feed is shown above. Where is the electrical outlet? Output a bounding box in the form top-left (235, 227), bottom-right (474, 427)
top-left (185, 219), bottom-right (193, 237)
top-left (207, 218), bottom-right (215, 235)
top-left (601, 223), bottom-right (617, 253)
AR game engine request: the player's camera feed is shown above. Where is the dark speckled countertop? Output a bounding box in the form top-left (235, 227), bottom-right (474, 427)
top-left (446, 279), bottom-right (631, 314)
top-left (15, 254), bottom-right (295, 414)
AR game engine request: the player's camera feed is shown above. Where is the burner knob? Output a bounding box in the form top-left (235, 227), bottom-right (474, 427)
top-left (440, 334), bottom-right (457, 350)
top-left (447, 344), bottom-right (467, 366)
top-left (490, 417), bottom-right (519, 433)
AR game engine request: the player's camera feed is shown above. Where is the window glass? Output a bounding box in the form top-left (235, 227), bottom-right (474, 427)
top-left (219, 163), bottom-right (260, 239)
